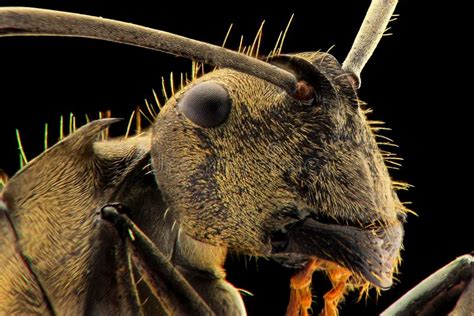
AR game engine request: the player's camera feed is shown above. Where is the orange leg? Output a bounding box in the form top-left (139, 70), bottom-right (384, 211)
top-left (286, 257), bottom-right (321, 316)
top-left (320, 267), bottom-right (351, 316)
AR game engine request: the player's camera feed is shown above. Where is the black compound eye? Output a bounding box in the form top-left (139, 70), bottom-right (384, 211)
top-left (178, 81), bottom-right (231, 128)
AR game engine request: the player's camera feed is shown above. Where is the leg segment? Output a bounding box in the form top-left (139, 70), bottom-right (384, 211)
top-left (286, 257), bottom-right (321, 316)
top-left (320, 265), bottom-right (351, 316)
top-left (100, 203), bottom-right (214, 316)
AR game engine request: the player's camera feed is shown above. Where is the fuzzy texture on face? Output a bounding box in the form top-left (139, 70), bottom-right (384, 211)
top-left (152, 52), bottom-right (404, 285)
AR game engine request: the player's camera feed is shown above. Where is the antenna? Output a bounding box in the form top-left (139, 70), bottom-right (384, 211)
top-left (342, 0), bottom-right (398, 88)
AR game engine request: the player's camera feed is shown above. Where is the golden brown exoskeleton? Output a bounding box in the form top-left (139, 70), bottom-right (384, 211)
top-left (0, 1), bottom-right (405, 315)
top-left (153, 53), bottom-right (405, 316)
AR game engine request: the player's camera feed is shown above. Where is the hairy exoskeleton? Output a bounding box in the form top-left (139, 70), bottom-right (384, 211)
top-left (0, 1), bottom-right (403, 315)
top-left (155, 52), bottom-right (404, 278)
top-left (155, 53), bottom-right (405, 315)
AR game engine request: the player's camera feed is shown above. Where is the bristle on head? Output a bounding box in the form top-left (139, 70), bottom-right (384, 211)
top-left (0, 170), bottom-right (8, 191)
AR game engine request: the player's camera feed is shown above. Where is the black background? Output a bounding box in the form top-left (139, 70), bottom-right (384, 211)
top-left (0, 1), bottom-right (471, 315)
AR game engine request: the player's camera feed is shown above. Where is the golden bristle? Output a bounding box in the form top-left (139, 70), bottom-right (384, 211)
top-left (277, 14), bottom-right (294, 55)
top-left (15, 129), bottom-right (28, 169)
top-left (221, 23), bottom-right (233, 48)
top-left (125, 110), bottom-right (136, 139)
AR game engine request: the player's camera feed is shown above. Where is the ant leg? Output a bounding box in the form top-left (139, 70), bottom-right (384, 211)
top-left (320, 266), bottom-right (351, 316)
top-left (286, 257), bottom-right (321, 316)
top-left (100, 203), bottom-right (214, 316)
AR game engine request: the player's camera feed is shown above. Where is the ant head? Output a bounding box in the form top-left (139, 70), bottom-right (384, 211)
top-left (152, 51), bottom-right (404, 288)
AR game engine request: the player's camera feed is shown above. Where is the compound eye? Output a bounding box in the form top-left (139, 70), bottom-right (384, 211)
top-left (178, 81), bottom-right (231, 128)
